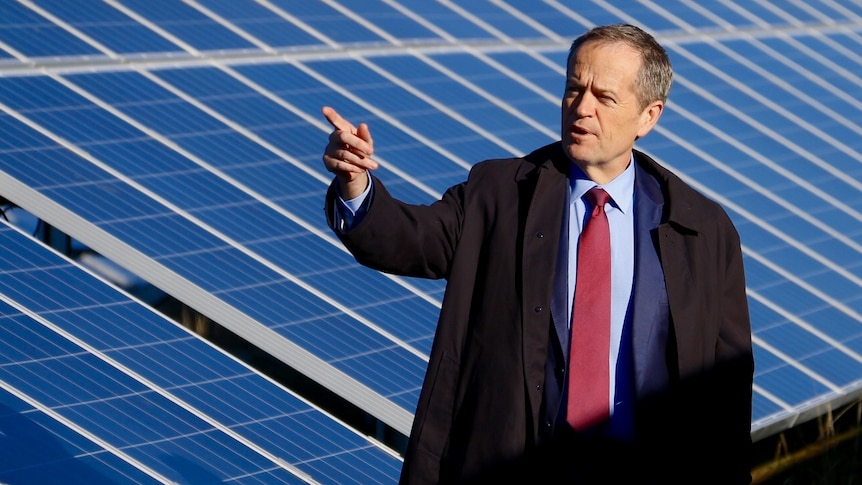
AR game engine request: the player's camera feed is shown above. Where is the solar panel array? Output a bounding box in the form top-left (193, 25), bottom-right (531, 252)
top-left (0, 3), bottom-right (861, 480)
top-left (0, 221), bottom-right (402, 484)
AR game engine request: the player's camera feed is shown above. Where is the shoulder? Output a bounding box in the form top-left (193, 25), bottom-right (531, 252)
top-left (468, 142), bottom-right (568, 182)
top-left (634, 149), bottom-right (736, 235)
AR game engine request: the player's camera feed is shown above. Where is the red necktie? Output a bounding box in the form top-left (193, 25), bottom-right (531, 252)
top-left (566, 187), bottom-right (611, 430)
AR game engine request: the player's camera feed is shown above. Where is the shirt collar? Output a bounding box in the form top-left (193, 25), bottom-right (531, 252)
top-left (570, 153), bottom-right (635, 215)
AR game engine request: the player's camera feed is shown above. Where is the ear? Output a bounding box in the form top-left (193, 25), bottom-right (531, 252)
top-left (636, 100), bottom-right (664, 138)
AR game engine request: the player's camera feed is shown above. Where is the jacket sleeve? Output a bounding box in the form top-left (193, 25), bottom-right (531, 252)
top-left (325, 173), bottom-right (467, 280)
top-left (666, 207), bottom-right (754, 484)
top-left (715, 211), bottom-right (755, 484)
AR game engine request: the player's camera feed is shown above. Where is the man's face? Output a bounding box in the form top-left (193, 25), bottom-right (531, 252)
top-left (561, 40), bottom-right (660, 182)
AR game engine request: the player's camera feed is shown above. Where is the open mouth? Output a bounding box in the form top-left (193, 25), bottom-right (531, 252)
top-left (570, 126), bottom-right (592, 138)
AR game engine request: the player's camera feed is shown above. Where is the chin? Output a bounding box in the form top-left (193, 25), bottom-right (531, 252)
top-left (565, 146), bottom-right (592, 164)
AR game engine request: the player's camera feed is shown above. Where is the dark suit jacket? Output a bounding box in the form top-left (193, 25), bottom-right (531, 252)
top-left (326, 142), bottom-right (754, 484)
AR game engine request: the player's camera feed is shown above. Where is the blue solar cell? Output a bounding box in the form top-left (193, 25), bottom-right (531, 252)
top-left (749, 1), bottom-right (824, 24)
top-left (370, 54), bottom-right (553, 153)
top-left (680, 40), bottom-right (862, 159)
top-left (0, 75), bottom-right (91, 111)
top-left (648, 0), bottom-right (755, 29)
top-left (828, 0), bottom-right (862, 18)
top-left (266, 0), bottom-right (387, 44)
top-left (308, 58), bottom-right (513, 158)
top-left (597, 0), bottom-right (683, 32)
top-left (758, 323), bottom-right (862, 385)
top-left (488, 50), bottom-right (565, 93)
top-left (724, 2), bottom-right (794, 26)
top-left (751, 391), bottom-right (787, 423)
top-left (544, 3), bottom-right (626, 31)
top-left (441, 1), bottom-right (554, 39)
top-left (153, 67), bottom-right (320, 134)
top-left (195, 0), bottom-right (325, 48)
top-left (314, 0), bottom-right (441, 42)
top-left (427, 51), bottom-right (559, 131)
top-left (753, 345), bottom-right (834, 406)
top-left (385, 0), bottom-right (496, 41)
top-left (0, 2), bottom-right (101, 57)
top-left (33, 0), bottom-right (181, 54)
top-left (494, 0), bottom-right (591, 37)
top-left (109, 0), bottom-right (257, 52)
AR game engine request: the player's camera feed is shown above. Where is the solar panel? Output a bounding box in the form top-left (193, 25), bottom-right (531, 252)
top-left (0, 221), bottom-right (401, 484)
top-left (0, 0), bottom-right (860, 457)
top-left (10, 0), bottom-right (181, 56)
top-left (0, 1), bottom-right (101, 58)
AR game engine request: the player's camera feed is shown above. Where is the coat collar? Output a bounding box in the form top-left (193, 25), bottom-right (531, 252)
top-left (514, 141), bottom-right (570, 184)
top-left (519, 142), bottom-right (705, 235)
top-left (631, 149), bottom-right (704, 235)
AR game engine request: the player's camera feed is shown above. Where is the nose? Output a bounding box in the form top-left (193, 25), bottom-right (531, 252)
top-left (574, 92), bottom-right (596, 117)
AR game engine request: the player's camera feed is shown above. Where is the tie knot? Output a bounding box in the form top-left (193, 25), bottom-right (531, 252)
top-left (585, 187), bottom-right (610, 208)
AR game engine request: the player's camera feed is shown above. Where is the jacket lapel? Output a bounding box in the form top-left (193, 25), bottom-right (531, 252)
top-left (631, 162), bottom-right (670, 397)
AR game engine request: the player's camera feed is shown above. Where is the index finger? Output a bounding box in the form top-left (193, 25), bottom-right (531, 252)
top-left (322, 106), bottom-right (355, 133)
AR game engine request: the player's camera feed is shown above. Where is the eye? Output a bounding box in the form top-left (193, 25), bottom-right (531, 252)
top-left (565, 80), bottom-right (584, 92)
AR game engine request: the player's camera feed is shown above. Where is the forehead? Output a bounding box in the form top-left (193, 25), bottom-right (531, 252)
top-left (567, 40), bottom-right (642, 85)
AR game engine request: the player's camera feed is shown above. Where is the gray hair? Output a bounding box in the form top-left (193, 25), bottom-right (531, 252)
top-left (568, 24), bottom-right (673, 110)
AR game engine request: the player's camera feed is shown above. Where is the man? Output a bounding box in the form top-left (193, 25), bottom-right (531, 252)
top-left (322, 24), bottom-right (753, 484)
